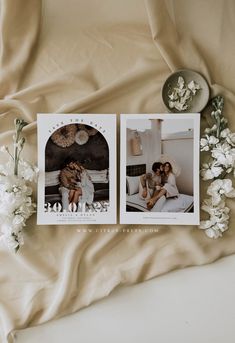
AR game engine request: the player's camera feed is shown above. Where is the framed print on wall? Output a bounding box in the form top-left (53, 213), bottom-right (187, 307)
top-left (37, 113), bottom-right (116, 225)
top-left (120, 113), bottom-right (200, 225)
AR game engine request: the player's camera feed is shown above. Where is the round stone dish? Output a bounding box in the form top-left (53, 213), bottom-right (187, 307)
top-left (162, 69), bottom-right (210, 113)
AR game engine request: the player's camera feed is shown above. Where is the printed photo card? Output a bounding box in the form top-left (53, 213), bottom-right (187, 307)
top-left (120, 113), bottom-right (200, 225)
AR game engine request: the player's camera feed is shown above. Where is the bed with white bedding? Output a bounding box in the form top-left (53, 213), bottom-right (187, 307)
top-left (126, 193), bottom-right (194, 213)
top-left (126, 164), bottom-right (194, 213)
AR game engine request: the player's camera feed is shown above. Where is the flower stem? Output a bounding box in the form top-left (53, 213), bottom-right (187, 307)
top-left (14, 132), bottom-right (19, 176)
top-left (13, 119), bottom-right (28, 176)
top-left (216, 117), bottom-right (221, 138)
top-left (211, 95), bottom-right (224, 138)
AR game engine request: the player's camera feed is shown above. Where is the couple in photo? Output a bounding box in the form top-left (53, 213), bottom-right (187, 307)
top-left (139, 161), bottom-right (179, 211)
top-left (59, 161), bottom-right (94, 211)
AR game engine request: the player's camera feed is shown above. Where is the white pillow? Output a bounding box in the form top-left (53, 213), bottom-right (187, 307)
top-left (87, 169), bottom-right (108, 183)
top-left (45, 170), bottom-right (60, 187)
top-left (126, 175), bottom-right (140, 195)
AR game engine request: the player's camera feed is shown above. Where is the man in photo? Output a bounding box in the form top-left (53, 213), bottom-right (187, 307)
top-left (139, 161), bottom-right (179, 210)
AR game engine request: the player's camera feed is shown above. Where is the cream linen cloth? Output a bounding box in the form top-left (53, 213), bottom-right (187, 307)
top-left (0, 0), bottom-right (235, 341)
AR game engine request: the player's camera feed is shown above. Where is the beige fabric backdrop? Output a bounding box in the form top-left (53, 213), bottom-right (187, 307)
top-left (0, 0), bottom-right (235, 342)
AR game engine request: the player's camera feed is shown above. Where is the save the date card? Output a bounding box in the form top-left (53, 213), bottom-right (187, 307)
top-left (37, 114), bottom-right (116, 225)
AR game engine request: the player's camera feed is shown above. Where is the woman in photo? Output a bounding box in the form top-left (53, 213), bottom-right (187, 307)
top-left (146, 162), bottom-right (179, 210)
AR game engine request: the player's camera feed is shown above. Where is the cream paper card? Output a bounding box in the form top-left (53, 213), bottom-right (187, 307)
top-left (120, 113), bottom-right (200, 225)
top-left (37, 114), bottom-right (116, 225)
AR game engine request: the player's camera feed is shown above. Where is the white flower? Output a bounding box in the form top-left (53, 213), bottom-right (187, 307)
top-left (168, 92), bottom-right (178, 101)
top-left (199, 220), bottom-right (223, 239)
top-left (200, 135), bottom-right (219, 152)
top-left (200, 138), bottom-right (210, 151)
top-left (204, 124), bottom-right (217, 135)
top-left (187, 80), bottom-right (200, 94)
top-left (201, 198), bottom-right (229, 215)
top-left (208, 135), bottom-right (220, 145)
top-left (0, 173), bottom-right (35, 251)
top-left (200, 162), bottom-right (223, 180)
top-left (220, 128), bottom-right (230, 138)
top-left (220, 128), bottom-right (235, 147)
top-left (168, 97), bottom-right (188, 111)
top-left (211, 142), bottom-right (235, 168)
top-left (199, 199), bottom-right (230, 239)
top-left (18, 160), bottom-right (39, 182)
top-left (207, 179), bottom-right (235, 205)
top-left (167, 77), bottom-right (200, 111)
top-left (200, 96), bottom-right (234, 239)
top-left (168, 101), bottom-right (175, 109)
top-left (0, 161), bottom-right (14, 176)
top-left (174, 101), bottom-right (188, 111)
top-left (0, 233), bottom-right (20, 250)
top-left (178, 88), bottom-right (187, 97)
top-left (199, 219), bottom-right (216, 230)
top-left (13, 215), bottom-right (25, 226)
top-left (205, 227), bottom-right (223, 239)
top-left (0, 118), bottom-right (36, 252)
top-left (201, 199), bottom-right (230, 226)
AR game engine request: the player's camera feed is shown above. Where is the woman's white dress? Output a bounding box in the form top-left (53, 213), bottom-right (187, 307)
top-left (163, 172), bottom-right (179, 198)
top-left (60, 170), bottom-right (94, 211)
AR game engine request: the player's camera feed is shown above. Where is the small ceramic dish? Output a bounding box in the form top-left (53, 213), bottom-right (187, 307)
top-left (162, 69), bottom-right (210, 113)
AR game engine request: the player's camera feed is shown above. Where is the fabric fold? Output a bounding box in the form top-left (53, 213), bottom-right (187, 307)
top-left (0, 0), bottom-right (42, 98)
top-left (0, 0), bottom-right (235, 342)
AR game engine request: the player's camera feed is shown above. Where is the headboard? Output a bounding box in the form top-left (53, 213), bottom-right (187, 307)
top-left (126, 164), bottom-right (146, 177)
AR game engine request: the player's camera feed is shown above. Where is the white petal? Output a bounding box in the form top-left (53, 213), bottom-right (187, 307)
top-left (205, 228), bottom-right (221, 239)
top-left (220, 128), bottom-right (230, 138)
top-left (226, 189), bottom-right (235, 198)
top-left (178, 76), bottom-right (185, 89)
top-left (199, 220), bottom-right (214, 229)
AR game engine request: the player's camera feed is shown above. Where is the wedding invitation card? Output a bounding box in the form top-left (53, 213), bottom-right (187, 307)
top-left (37, 114), bottom-right (116, 225)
